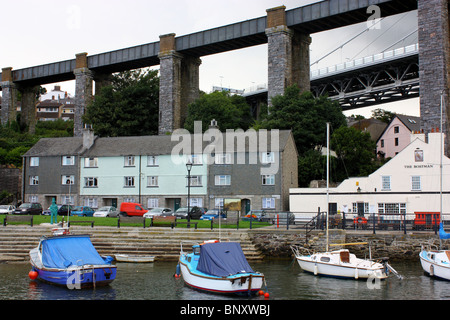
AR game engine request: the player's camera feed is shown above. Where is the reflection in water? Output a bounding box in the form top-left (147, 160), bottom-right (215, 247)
top-left (0, 260), bottom-right (449, 300)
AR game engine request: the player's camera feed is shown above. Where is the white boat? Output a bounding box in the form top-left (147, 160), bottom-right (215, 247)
top-left (114, 254), bottom-right (155, 263)
top-left (291, 123), bottom-right (399, 280)
top-left (176, 240), bottom-right (265, 295)
top-left (419, 93), bottom-right (450, 280)
top-left (291, 246), bottom-right (390, 279)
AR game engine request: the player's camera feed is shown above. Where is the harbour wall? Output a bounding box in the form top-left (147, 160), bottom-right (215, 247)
top-left (248, 229), bottom-right (445, 261)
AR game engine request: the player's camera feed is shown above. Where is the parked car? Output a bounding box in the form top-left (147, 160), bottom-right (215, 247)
top-left (42, 204), bottom-right (62, 215)
top-left (0, 205), bottom-right (16, 215)
top-left (200, 209), bottom-right (226, 220)
top-left (13, 203), bottom-right (42, 215)
top-left (70, 206), bottom-right (95, 217)
top-left (58, 204), bottom-right (75, 216)
top-left (143, 207), bottom-right (173, 218)
top-left (174, 206), bottom-right (206, 220)
top-left (271, 212), bottom-right (295, 225)
top-left (93, 206), bottom-right (119, 218)
top-left (242, 210), bottom-right (270, 222)
top-left (119, 202), bottom-right (148, 217)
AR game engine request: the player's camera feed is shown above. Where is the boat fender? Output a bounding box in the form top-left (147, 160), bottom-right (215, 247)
top-left (355, 268), bottom-right (359, 279)
top-left (28, 270), bottom-right (38, 280)
top-left (314, 264), bottom-right (318, 276)
top-left (430, 265), bottom-right (434, 277)
top-left (174, 263), bottom-right (181, 278)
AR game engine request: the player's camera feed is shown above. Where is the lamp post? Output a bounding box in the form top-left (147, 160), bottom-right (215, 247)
top-left (186, 160), bottom-right (193, 226)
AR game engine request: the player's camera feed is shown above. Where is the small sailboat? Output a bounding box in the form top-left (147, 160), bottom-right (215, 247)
top-left (419, 92), bottom-right (450, 280)
top-left (291, 123), bottom-right (398, 280)
top-left (29, 234), bottom-right (117, 288)
top-left (114, 254), bottom-right (155, 263)
top-left (176, 240), bottom-right (265, 295)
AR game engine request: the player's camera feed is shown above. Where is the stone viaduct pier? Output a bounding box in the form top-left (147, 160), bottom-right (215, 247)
top-left (2, 0), bottom-right (449, 153)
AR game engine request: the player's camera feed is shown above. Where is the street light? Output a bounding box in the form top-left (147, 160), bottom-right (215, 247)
top-left (186, 160), bottom-right (193, 226)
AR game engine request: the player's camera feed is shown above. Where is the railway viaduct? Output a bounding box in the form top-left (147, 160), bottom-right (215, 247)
top-left (0, 0), bottom-right (448, 152)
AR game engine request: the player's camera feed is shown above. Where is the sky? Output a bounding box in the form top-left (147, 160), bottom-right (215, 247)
top-left (0, 0), bottom-right (419, 118)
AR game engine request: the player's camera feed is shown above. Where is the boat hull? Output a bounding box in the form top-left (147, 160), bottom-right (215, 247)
top-left (31, 264), bottom-right (117, 288)
top-left (419, 250), bottom-right (450, 281)
top-left (115, 254), bottom-right (155, 263)
top-left (179, 260), bottom-right (263, 295)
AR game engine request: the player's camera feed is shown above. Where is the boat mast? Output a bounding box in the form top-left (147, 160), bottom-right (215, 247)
top-left (326, 122), bottom-right (330, 252)
top-left (441, 92), bottom-right (444, 223)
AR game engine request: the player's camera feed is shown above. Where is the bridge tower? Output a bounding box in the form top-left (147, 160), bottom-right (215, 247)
top-left (418, 0), bottom-right (450, 154)
top-left (158, 33), bottom-right (201, 135)
top-left (266, 6), bottom-right (311, 106)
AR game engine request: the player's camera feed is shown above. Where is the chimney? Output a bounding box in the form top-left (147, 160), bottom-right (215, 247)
top-left (82, 125), bottom-right (95, 150)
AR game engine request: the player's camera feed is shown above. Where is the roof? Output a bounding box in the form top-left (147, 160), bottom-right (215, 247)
top-left (349, 118), bottom-right (387, 141)
top-left (23, 130), bottom-right (294, 158)
top-left (396, 114), bottom-right (421, 132)
top-left (23, 137), bottom-right (84, 157)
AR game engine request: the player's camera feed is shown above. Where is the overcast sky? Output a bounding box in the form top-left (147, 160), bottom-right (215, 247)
top-left (0, 0), bottom-right (419, 117)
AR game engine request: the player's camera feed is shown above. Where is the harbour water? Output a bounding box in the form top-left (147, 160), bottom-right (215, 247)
top-left (0, 259), bottom-right (449, 301)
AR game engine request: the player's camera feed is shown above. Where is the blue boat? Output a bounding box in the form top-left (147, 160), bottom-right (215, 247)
top-left (29, 234), bottom-right (116, 289)
top-left (176, 240), bottom-right (265, 296)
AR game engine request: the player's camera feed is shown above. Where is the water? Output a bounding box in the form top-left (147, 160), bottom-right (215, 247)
top-left (0, 260), bottom-right (449, 301)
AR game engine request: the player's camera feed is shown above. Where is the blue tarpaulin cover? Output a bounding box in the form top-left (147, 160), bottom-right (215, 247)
top-left (196, 242), bottom-right (254, 277)
top-left (41, 235), bottom-right (107, 269)
top-left (439, 223), bottom-right (450, 240)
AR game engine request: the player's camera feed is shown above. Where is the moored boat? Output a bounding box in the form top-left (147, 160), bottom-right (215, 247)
top-left (176, 240), bottom-right (265, 296)
top-left (29, 234), bottom-right (117, 289)
top-left (115, 254), bottom-right (155, 263)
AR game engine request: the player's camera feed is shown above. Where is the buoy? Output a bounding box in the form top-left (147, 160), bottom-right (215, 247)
top-left (264, 292), bottom-right (270, 299)
top-left (258, 290), bottom-right (264, 296)
top-left (28, 270), bottom-right (38, 280)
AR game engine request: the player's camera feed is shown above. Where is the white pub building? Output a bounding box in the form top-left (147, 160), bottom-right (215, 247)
top-left (290, 131), bottom-right (450, 222)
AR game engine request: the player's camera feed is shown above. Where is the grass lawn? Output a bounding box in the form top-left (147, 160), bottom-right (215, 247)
top-left (0, 214), bottom-right (271, 229)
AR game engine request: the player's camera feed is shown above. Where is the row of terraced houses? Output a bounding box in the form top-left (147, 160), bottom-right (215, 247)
top-left (22, 127), bottom-right (298, 214)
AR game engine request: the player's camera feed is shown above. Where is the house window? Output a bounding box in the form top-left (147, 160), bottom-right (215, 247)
top-left (147, 176), bottom-right (158, 187)
top-left (84, 198), bottom-right (98, 208)
top-left (394, 126), bottom-right (399, 134)
top-left (124, 156), bottom-right (135, 167)
top-left (394, 138), bottom-right (399, 146)
top-left (62, 175), bottom-right (75, 185)
top-left (84, 177), bottom-right (98, 187)
top-left (382, 176), bottom-right (391, 190)
top-left (380, 139), bottom-right (384, 148)
top-left (30, 157), bottom-right (39, 167)
top-left (124, 197), bottom-right (136, 203)
top-left (124, 176), bottom-right (135, 187)
top-left (262, 198), bottom-right (275, 209)
top-left (215, 198), bottom-right (224, 208)
top-left (29, 176), bottom-right (39, 185)
top-left (411, 176), bottom-right (421, 191)
top-left (215, 175), bottom-right (230, 186)
top-left (147, 156), bottom-right (158, 166)
top-left (378, 203), bottom-right (406, 214)
top-left (84, 157), bottom-right (98, 168)
top-left (62, 156), bottom-right (75, 166)
top-left (188, 176), bottom-right (202, 187)
top-left (147, 198), bottom-right (159, 209)
top-left (189, 198), bottom-right (203, 207)
top-left (61, 196), bottom-right (74, 205)
top-left (28, 195), bottom-right (38, 203)
top-left (188, 154), bottom-right (202, 165)
top-left (261, 152), bottom-right (275, 164)
top-left (262, 175), bottom-right (275, 185)
top-left (215, 153), bottom-right (232, 164)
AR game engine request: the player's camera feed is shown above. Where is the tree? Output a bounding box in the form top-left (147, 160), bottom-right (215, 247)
top-left (259, 85), bottom-right (347, 156)
top-left (330, 126), bottom-right (381, 181)
top-left (372, 108), bottom-right (395, 123)
top-left (184, 91), bottom-right (253, 132)
top-left (83, 68), bottom-right (159, 137)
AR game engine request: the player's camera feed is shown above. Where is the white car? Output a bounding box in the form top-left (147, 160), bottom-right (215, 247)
top-left (93, 206), bottom-right (119, 218)
top-left (0, 205), bottom-right (15, 214)
top-left (143, 207), bottom-right (173, 218)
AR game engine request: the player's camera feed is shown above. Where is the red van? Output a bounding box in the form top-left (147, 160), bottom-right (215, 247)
top-left (119, 202), bottom-right (148, 217)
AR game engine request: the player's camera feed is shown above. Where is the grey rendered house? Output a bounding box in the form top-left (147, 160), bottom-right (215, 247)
top-left (207, 130), bottom-right (298, 212)
top-left (22, 129), bottom-right (95, 209)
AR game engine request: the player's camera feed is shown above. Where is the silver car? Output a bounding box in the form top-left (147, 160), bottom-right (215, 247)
top-left (93, 206), bottom-right (119, 218)
top-left (0, 205), bottom-right (15, 215)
